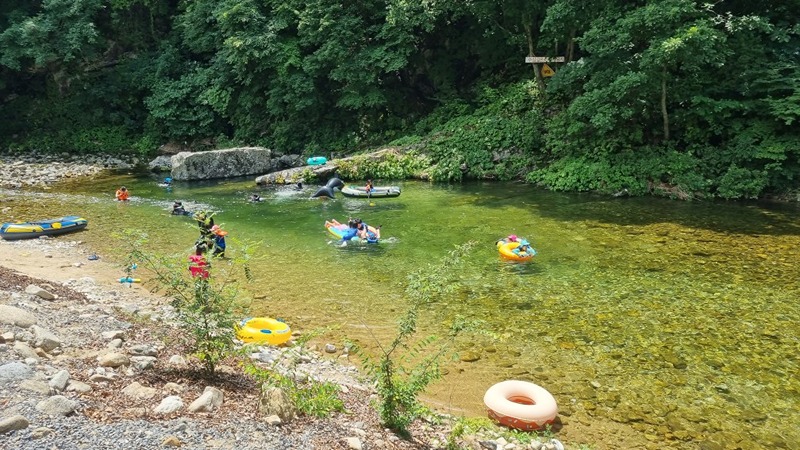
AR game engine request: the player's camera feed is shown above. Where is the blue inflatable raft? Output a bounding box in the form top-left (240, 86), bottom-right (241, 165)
top-left (307, 156), bottom-right (327, 166)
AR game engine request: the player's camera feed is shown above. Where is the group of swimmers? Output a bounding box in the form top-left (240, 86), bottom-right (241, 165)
top-left (328, 217), bottom-right (380, 243)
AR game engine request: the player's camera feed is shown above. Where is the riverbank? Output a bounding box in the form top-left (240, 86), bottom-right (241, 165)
top-left (0, 237), bottom-right (462, 449)
top-left (0, 152), bottom-right (137, 189)
top-left (0, 230), bottom-right (577, 450)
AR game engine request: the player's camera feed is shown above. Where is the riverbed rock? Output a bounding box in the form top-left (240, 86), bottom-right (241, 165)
top-left (255, 164), bottom-right (337, 185)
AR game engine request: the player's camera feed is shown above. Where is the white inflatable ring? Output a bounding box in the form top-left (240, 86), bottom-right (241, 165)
top-left (483, 380), bottom-right (558, 430)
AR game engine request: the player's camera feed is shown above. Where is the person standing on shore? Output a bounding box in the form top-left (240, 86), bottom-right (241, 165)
top-left (188, 244), bottom-right (210, 279)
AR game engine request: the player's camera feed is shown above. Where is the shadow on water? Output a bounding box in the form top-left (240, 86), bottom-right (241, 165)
top-left (460, 180), bottom-right (800, 236)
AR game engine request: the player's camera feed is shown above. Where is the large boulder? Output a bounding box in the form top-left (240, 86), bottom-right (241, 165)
top-left (171, 147), bottom-right (276, 181)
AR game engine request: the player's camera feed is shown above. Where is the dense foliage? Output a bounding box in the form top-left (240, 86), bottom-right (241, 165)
top-left (1, 1), bottom-right (798, 199)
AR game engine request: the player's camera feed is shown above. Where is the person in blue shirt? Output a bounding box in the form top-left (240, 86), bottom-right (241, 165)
top-left (211, 225), bottom-right (227, 257)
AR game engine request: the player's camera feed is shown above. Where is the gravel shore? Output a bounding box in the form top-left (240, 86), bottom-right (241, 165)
top-left (0, 238), bottom-right (455, 449)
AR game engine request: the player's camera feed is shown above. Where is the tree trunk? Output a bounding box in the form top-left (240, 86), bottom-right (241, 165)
top-left (525, 23), bottom-right (546, 93)
top-left (661, 65), bottom-right (670, 141)
top-left (567, 29), bottom-right (576, 62)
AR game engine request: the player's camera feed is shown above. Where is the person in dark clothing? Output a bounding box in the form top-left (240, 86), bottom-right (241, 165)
top-left (172, 201), bottom-right (187, 215)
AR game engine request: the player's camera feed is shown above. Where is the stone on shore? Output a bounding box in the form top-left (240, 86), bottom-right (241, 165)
top-left (25, 284), bottom-right (58, 300)
top-left (35, 395), bottom-right (78, 416)
top-left (0, 361), bottom-right (34, 383)
top-left (122, 381), bottom-right (158, 400)
top-left (32, 325), bottom-right (62, 352)
top-left (188, 386), bottom-right (224, 413)
top-left (154, 395), bottom-right (184, 414)
top-left (0, 305), bottom-right (37, 328)
top-left (0, 414), bottom-right (30, 434)
top-left (48, 369), bottom-right (70, 392)
top-left (98, 352), bottom-right (129, 367)
top-left (259, 387), bottom-right (296, 422)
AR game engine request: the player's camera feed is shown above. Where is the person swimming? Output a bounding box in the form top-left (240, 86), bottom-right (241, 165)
top-left (172, 201), bottom-right (188, 215)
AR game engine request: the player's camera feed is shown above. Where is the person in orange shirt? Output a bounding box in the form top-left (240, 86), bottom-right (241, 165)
top-left (115, 186), bottom-right (129, 201)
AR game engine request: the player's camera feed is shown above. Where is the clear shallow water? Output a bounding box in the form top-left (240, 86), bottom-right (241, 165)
top-left (3, 173), bottom-right (799, 449)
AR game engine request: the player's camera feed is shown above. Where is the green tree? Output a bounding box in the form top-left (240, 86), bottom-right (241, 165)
top-left (536, 0), bottom-right (800, 198)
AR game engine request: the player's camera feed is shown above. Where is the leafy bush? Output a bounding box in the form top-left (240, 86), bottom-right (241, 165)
top-left (121, 231), bottom-right (252, 375)
top-left (411, 81), bottom-right (546, 182)
top-left (716, 165), bottom-right (769, 199)
top-left (529, 147), bottom-right (709, 197)
top-left (334, 150), bottom-right (430, 180)
top-left (243, 361), bottom-right (345, 418)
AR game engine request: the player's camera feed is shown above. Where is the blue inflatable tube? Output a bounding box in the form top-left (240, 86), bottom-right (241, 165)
top-left (307, 156), bottom-right (327, 166)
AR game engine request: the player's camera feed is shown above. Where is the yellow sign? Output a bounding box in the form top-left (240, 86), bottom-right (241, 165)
top-left (541, 64), bottom-right (555, 77)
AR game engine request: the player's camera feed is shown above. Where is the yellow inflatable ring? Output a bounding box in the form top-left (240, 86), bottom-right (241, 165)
top-left (484, 380), bottom-right (558, 430)
top-left (236, 317), bottom-right (292, 345)
top-left (496, 239), bottom-right (535, 262)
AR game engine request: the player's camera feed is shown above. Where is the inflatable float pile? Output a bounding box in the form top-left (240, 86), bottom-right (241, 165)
top-left (306, 156), bottom-right (327, 166)
top-left (484, 380), bottom-right (558, 431)
top-left (236, 317), bottom-right (292, 345)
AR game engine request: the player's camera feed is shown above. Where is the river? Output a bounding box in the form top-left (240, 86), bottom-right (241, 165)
top-left (3, 172), bottom-right (799, 449)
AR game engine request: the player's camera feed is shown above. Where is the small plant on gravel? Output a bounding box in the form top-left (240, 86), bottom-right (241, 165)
top-left (354, 242), bottom-right (481, 436)
top-left (243, 360), bottom-right (345, 418)
top-left (446, 417), bottom-right (495, 449)
top-left (120, 231), bottom-right (254, 376)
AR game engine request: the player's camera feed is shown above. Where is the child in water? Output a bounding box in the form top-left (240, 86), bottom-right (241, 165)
top-left (115, 186), bottom-right (129, 201)
top-left (513, 239), bottom-right (536, 256)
